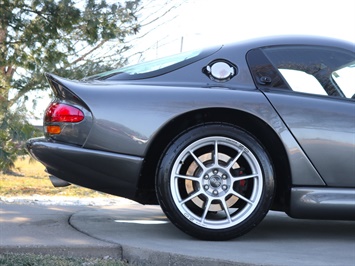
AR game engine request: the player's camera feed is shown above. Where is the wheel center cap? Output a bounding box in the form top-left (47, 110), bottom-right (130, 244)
top-left (210, 176), bottom-right (222, 188)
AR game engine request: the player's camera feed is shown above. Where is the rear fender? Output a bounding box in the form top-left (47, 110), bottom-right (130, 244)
top-left (45, 73), bottom-right (93, 147)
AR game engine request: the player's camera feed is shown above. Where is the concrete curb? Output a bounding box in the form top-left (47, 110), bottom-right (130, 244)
top-left (119, 246), bottom-right (252, 266)
top-left (67, 212), bottom-right (251, 266)
top-left (0, 245), bottom-right (122, 259)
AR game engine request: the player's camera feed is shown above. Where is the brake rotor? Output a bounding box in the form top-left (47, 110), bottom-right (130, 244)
top-left (184, 153), bottom-right (240, 212)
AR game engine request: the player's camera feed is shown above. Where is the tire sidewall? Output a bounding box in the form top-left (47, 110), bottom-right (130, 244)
top-left (156, 123), bottom-right (274, 240)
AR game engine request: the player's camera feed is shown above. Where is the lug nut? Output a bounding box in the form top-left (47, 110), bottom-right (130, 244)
top-left (222, 174), bottom-right (227, 179)
top-left (204, 174), bottom-right (209, 179)
top-left (204, 185), bottom-right (209, 190)
top-left (213, 169), bottom-right (218, 174)
top-left (222, 185), bottom-right (228, 190)
top-left (213, 190), bottom-right (218, 195)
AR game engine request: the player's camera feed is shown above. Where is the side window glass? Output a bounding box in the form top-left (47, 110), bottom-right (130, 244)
top-left (246, 48), bottom-right (289, 89)
top-left (331, 62), bottom-right (355, 99)
top-left (261, 46), bottom-right (355, 98)
top-left (278, 69), bottom-right (327, 96)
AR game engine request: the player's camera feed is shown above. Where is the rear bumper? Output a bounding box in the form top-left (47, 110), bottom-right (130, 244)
top-left (26, 137), bottom-right (143, 200)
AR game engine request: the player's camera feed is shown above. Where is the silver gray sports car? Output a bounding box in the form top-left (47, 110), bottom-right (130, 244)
top-left (27, 36), bottom-right (355, 240)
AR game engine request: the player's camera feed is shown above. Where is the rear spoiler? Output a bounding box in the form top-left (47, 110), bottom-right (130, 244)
top-left (45, 73), bottom-right (89, 109)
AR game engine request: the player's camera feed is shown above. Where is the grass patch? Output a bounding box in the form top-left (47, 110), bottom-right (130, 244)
top-left (0, 156), bottom-right (115, 198)
top-left (0, 253), bottom-right (128, 266)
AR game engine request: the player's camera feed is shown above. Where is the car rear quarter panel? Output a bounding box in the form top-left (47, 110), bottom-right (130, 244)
top-left (75, 84), bottom-right (325, 187)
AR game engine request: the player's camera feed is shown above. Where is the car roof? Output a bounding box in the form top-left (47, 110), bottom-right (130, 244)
top-left (223, 35), bottom-right (355, 52)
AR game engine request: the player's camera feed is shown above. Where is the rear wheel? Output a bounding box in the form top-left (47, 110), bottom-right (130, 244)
top-left (156, 124), bottom-right (274, 240)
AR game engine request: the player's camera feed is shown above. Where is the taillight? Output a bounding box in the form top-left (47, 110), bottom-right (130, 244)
top-left (46, 125), bottom-right (61, 134)
top-left (45, 103), bottom-right (84, 123)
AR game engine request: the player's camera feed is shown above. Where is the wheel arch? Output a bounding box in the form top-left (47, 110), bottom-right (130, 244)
top-left (136, 107), bottom-right (291, 211)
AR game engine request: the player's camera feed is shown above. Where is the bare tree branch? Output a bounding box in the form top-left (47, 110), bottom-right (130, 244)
top-left (69, 39), bottom-right (108, 66)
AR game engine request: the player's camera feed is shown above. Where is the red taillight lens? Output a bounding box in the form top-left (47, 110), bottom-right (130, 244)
top-left (45, 103), bottom-right (84, 123)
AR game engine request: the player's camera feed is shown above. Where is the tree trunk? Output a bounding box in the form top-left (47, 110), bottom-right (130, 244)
top-left (0, 25), bottom-right (15, 88)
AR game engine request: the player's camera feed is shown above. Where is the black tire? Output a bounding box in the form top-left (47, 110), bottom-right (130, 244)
top-left (156, 123), bottom-right (274, 240)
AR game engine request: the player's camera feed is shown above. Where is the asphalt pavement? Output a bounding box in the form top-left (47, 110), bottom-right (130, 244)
top-left (0, 199), bottom-right (354, 266)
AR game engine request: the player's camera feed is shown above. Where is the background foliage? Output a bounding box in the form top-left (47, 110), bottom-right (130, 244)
top-left (0, 0), bottom-right (141, 172)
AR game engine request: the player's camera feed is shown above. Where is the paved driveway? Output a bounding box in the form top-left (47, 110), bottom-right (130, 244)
top-left (1, 200), bottom-right (354, 265)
